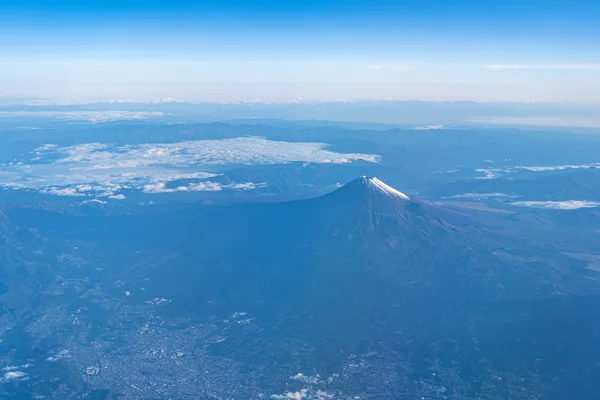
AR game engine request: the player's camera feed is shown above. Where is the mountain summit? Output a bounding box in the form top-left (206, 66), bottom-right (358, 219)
top-left (313, 176), bottom-right (419, 219)
top-left (292, 176), bottom-right (467, 246)
top-left (344, 176), bottom-right (411, 200)
top-left (325, 176), bottom-right (413, 206)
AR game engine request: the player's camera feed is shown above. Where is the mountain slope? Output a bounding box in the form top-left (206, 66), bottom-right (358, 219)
top-left (293, 176), bottom-right (475, 248)
top-left (169, 177), bottom-right (595, 303)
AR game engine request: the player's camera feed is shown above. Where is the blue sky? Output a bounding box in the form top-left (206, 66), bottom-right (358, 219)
top-left (1, 0), bottom-right (600, 102)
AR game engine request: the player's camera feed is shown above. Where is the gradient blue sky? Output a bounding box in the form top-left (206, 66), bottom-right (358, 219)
top-left (1, 0), bottom-right (600, 102)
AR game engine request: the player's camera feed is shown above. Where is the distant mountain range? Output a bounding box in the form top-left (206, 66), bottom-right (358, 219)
top-left (2, 100), bottom-right (599, 125)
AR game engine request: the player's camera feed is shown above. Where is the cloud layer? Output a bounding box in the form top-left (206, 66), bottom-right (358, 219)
top-left (448, 193), bottom-right (517, 199)
top-left (476, 161), bottom-right (600, 179)
top-left (414, 124), bottom-right (444, 131)
top-left (0, 137), bottom-right (378, 198)
top-left (511, 200), bottom-right (600, 210)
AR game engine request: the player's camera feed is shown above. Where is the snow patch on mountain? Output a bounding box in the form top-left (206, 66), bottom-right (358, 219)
top-left (360, 176), bottom-right (410, 200)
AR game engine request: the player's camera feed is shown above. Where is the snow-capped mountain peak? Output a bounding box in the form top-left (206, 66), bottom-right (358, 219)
top-left (357, 176), bottom-right (411, 200)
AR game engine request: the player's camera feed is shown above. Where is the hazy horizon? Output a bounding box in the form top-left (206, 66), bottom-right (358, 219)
top-left (1, 0), bottom-right (600, 102)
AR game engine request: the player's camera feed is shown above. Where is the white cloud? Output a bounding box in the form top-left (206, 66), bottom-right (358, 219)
top-left (291, 373), bottom-right (320, 384)
top-left (314, 391), bottom-right (334, 400)
top-left (3, 371), bottom-right (26, 380)
top-left (0, 137), bottom-right (378, 197)
top-left (142, 181), bottom-right (265, 193)
top-left (187, 181), bottom-right (224, 192)
top-left (80, 199), bottom-right (107, 205)
top-left (40, 187), bottom-right (87, 197)
top-left (448, 193), bottom-right (517, 199)
top-left (46, 349), bottom-right (71, 362)
top-left (108, 194), bottom-right (126, 200)
top-left (271, 388), bottom-right (332, 400)
top-left (37, 144), bottom-right (58, 151)
top-left (483, 64), bottom-right (600, 70)
top-left (514, 163), bottom-right (600, 172)
top-left (476, 162), bottom-right (600, 179)
top-left (475, 168), bottom-right (502, 179)
top-left (227, 182), bottom-right (263, 190)
top-left (142, 182), bottom-right (175, 193)
top-left (272, 389), bottom-right (309, 400)
top-left (414, 124), bottom-right (444, 131)
top-left (511, 200), bottom-right (600, 210)
top-left (50, 137), bottom-right (378, 167)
